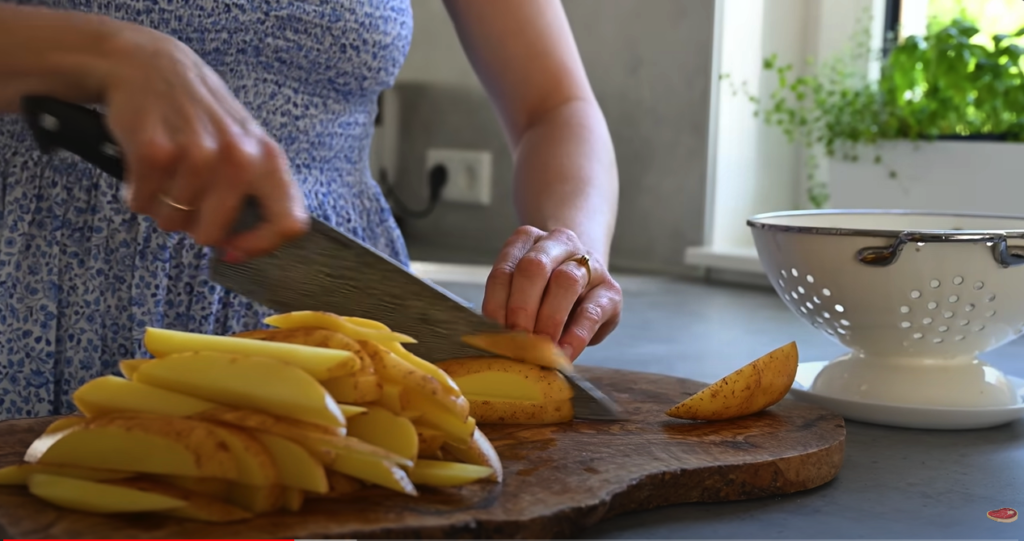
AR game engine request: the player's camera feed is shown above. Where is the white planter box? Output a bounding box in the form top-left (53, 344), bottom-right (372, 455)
top-left (828, 140), bottom-right (1022, 214)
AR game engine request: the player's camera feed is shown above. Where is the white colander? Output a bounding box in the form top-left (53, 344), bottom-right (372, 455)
top-left (748, 210), bottom-right (1024, 410)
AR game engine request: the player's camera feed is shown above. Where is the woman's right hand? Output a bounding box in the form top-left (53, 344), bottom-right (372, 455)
top-left (100, 26), bottom-right (309, 261)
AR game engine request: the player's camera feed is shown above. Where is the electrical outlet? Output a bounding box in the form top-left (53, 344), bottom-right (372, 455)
top-left (426, 148), bottom-right (493, 206)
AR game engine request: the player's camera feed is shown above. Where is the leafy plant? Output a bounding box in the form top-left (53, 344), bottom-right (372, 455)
top-left (723, 14), bottom-right (1024, 208)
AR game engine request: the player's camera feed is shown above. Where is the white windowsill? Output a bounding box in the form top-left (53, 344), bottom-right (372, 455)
top-left (683, 245), bottom-right (765, 275)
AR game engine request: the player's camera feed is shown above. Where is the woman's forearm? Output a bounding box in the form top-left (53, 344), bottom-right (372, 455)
top-left (0, 4), bottom-right (130, 112)
top-left (511, 99), bottom-right (619, 263)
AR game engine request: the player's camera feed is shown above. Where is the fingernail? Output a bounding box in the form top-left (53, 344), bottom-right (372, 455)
top-left (560, 344), bottom-right (574, 359)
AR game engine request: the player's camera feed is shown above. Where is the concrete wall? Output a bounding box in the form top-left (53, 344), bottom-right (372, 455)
top-left (385, 0), bottom-right (717, 275)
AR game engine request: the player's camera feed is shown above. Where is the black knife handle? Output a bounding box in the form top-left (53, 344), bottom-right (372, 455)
top-left (19, 95), bottom-right (263, 234)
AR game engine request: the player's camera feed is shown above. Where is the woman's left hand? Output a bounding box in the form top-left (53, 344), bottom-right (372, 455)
top-left (481, 226), bottom-right (623, 361)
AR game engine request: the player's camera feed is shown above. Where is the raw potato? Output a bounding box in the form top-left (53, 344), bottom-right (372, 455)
top-left (308, 470), bottom-right (364, 498)
top-left (73, 375), bottom-right (218, 418)
top-left (27, 474), bottom-right (187, 514)
top-left (226, 484), bottom-right (283, 514)
top-left (282, 487), bottom-right (305, 512)
top-left (440, 428), bottom-right (503, 482)
top-left (346, 405), bottom-right (419, 462)
top-left (402, 388), bottom-right (476, 447)
top-left (251, 432), bottom-right (329, 494)
top-left (42, 416), bottom-right (87, 434)
top-left (415, 426), bottom-right (446, 459)
top-left (380, 341), bottom-right (463, 395)
top-left (144, 327), bottom-right (360, 380)
top-left (26, 416), bottom-right (239, 480)
top-left (150, 475), bottom-right (230, 499)
top-left (0, 464), bottom-right (135, 486)
top-left (264, 311), bottom-right (416, 344)
top-left (133, 352), bottom-right (347, 430)
top-left (118, 359), bottom-right (149, 380)
top-left (327, 452), bottom-right (417, 496)
top-left (323, 375), bottom-right (383, 404)
top-left (436, 357), bottom-right (573, 402)
top-left (467, 398), bottom-right (574, 425)
top-left (207, 424), bottom-right (278, 487)
top-left (360, 340), bottom-right (469, 420)
top-left (665, 341), bottom-right (799, 421)
top-left (109, 478), bottom-right (254, 522)
top-left (460, 332), bottom-right (573, 373)
top-left (408, 460), bottom-right (494, 487)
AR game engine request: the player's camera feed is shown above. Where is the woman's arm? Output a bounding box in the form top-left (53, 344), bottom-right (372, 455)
top-left (442, 0), bottom-right (619, 262)
top-left (0, 4), bottom-right (139, 112)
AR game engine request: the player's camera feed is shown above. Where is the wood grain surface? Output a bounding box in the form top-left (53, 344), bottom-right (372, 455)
top-left (0, 366), bottom-right (846, 539)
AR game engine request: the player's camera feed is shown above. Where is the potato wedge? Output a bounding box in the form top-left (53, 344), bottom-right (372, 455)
top-left (109, 478), bottom-right (253, 522)
top-left (460, 332), bottom-right (573, 373)
top-left (43, 416), bottom-right (87, 434)
top-left (207, 424), bottom-right (277, 487)
top-left (264, 311), bottom-right (416, 344)
top-left (436, 357), bottom-right (573, 402)
top-left (27, 474), bottom-right (187, 514)
top-left (134, 352), bottom-right (347, 430)
top-left (339, 404), bottom-right (369, 417)
top-left (665, 341), bottom-right (799, 421)
top-left (380, 341), bottom-right (462, 395)
top-left (402, 388), bottom-right (476, 447)
top-left (149, 475), bottom-right (230, 499)
top-left (408, 460), bottom-right (494, 487)
top-left (282, 487), bottom-right (305, 512)
top-left (361, 341), bottom-right (468, 420)
top-left (118, 359), bottom-right (150, 380)
top-left (323, 375), bottom-right (383, 404)
top-left (467, 397), bottom-right (574, 425)
top-left (251, 431), bottom-right (329, 494)
top-left (347, 405), bottom-right (418, 462)
top-left (144, 327), bottom-right (360, 380)
top-left (233, 327), bottom-right (374, 370)
top-left (226, 483), bottom-right (284, 514)
top-left (415, 426), bottom-right (446, 459)
top-left (73, 375), bottom-right (218, 418)
top-left (0, 463), bottom-right (135, 486)
top-left (439, 427), bottom-right (503, 482)
top-left (26, 415), bottom-right (239, 480)
top-left (328, 453), bottom-right (416, 496)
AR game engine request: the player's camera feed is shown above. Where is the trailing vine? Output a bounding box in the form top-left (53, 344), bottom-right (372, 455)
top-left (722, 11), bottom-right (1024, 208)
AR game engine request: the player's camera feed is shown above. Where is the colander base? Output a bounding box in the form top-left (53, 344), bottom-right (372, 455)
top-left (789, 361), bottom-right (1024, 430)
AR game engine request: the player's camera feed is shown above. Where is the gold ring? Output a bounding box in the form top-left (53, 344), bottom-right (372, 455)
top-left (159, 194), bottom-right (193, 211)
top-left (569, 253), bottom-right (592, 287)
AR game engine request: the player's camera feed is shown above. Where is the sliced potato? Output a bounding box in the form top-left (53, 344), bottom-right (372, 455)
top-left (226, 483), bottom-right (283, 514)
top-left (232, 327), bottom-right (374, 370)
top-left (466, 397), bottom-right (574, 425)
top-left (27, 474), bottom-right (188, 514)
top-left (43, 416), bottom-right (87, 434)
top-left (415, 426), bottom-right (446, 459)
top-left (149, 475), bottom-right (230, 499)
top-left (133, 352), bottom-right (347, 430)
top-left (73, 375), bottom-right (217, 418)
top-left (339, 404), bottom-right (369, 417)
top-left (665, 341), bottom-right (799, 421)
top-left (440, 427), bottom-right (503, 482)
top-left (346, 405), bottom-right (418, 461)
top-left (323, 375), bottom-right (383, 404)
top-left (282, 487), bottom-right (305, 512)
top-left (408, 460), bottom-right (494, 487)
top-left (118, 359), bottom-right (149, 380)
top-left (207, 424), bottom-right (278, 487)
top-left (403, 388), bottom-right (476, 447)
top-left (0, 463), bottom-right (135, 486)
top-left (251, 431), bottom-right (329, 494)
top-left (109, 478), bottom-right (253, 522)
top-left (380, 341), bottom-right (463, 395)
top-left (328, 453), bottom-right (416, 496)
top-left (361, 341), bottom-right (468, 420)
top-left (461, 332), bottom-right (573, 373)
top-left (436, 357), bottom-right (573, 402)
top-left (26, 415), bottom-right (239, 480)
top-left (144, 327), bottom-right (360, 380)
top-left (264, 311), bottom-right (416, 344)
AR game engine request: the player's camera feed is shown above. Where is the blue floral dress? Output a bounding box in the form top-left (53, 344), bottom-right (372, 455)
top-left (0, 0), bottom-right (413, 420)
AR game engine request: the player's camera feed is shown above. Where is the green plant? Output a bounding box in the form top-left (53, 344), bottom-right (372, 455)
top-left (724, 15), bottom-right (1024, 208)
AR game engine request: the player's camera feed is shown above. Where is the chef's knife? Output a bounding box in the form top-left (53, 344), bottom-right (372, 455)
top-left (19, 95), bottom-right (625, 421)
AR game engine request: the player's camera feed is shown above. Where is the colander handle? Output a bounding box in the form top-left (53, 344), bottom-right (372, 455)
top-left (857, 232), bottom-right (1024, 268)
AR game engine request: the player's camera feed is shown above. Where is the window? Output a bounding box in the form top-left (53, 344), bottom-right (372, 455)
top-left (885, 0), bottom-right (1024, 47)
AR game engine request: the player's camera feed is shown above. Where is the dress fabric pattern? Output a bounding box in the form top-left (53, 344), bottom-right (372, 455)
top-left (0, 0), bottom-right (413, 419)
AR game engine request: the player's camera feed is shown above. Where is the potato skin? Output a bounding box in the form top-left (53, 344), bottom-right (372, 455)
top-left (468, 398), bottom-right (574, 425)
top-left (436, 357), bottom-right (573, 402)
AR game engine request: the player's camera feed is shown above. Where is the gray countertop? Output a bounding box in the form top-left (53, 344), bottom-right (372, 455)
top-left (436, 274), bottom-right (1024, 539)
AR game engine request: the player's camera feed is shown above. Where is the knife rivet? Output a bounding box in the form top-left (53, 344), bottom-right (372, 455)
top-left (100, 142), bottom-right (121, 158)
top-left (39, 114), bottom-right (60, 132)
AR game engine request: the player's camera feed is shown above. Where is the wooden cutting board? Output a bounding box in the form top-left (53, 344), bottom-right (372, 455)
top-left (0, 366), bottom-right (846, 539)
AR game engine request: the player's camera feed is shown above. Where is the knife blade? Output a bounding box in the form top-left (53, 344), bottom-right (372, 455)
top-left (18, 95), bottom-right (626, 421)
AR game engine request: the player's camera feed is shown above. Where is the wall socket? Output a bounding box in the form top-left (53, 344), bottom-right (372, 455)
top-left (426, 148), bottom-right (493, 206)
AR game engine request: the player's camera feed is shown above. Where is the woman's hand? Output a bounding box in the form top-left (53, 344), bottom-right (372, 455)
top-left (103, 27), bottom-right (308, 260)
top-left (482, 226), bottom-right (623, 361)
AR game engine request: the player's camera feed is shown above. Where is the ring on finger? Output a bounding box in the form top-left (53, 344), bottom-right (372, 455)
top-left (159, 193), bottom-right (194, 212)
top-left (567, 253), bottom-right (592, 288)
